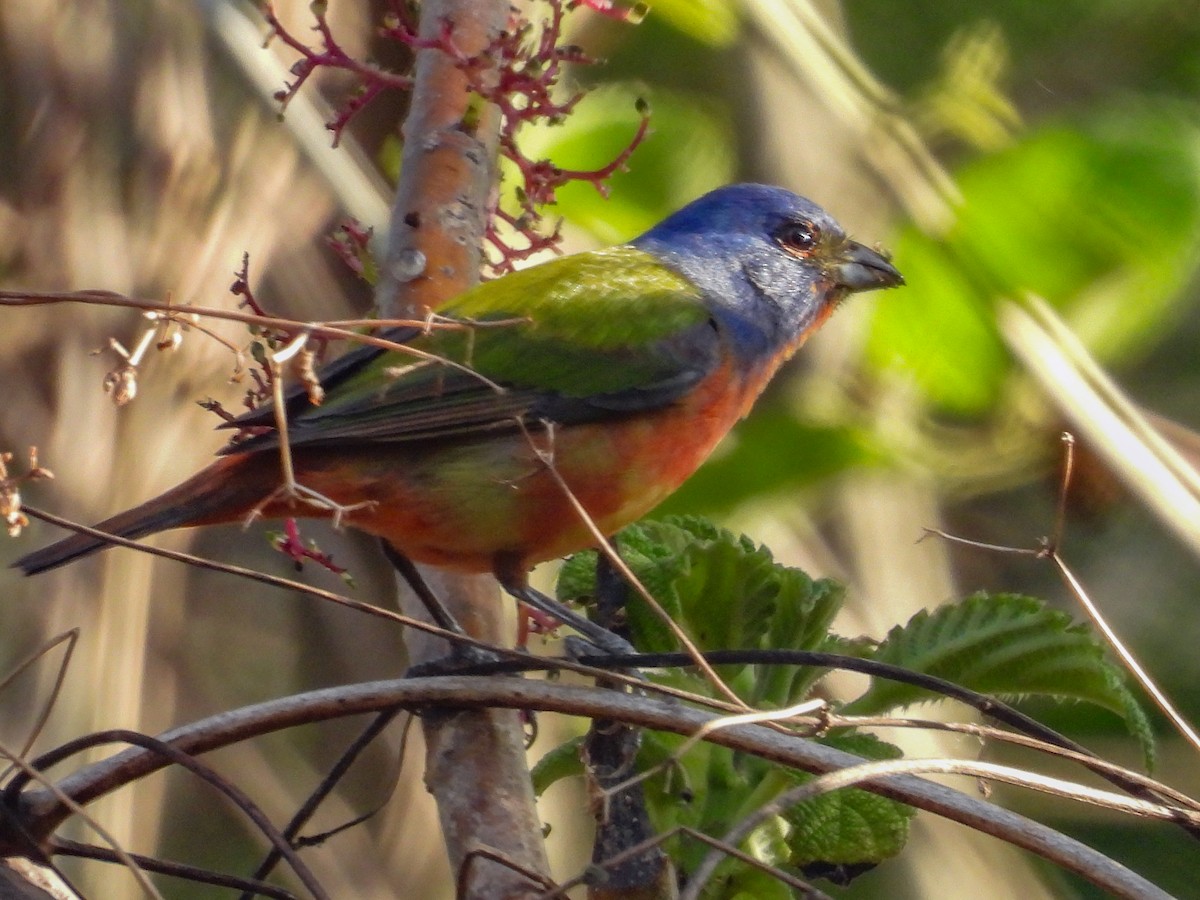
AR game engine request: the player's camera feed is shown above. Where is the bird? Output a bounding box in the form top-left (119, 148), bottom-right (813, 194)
top-left (14, 184), bottom-right (902, 650)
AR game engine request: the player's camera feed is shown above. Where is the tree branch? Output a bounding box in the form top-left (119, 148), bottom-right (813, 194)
top-left (369, 1), bottom-right (551, 896)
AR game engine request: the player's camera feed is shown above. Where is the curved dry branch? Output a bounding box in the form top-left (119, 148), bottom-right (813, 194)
top-left (6, 677), bottom-right (1179, 898)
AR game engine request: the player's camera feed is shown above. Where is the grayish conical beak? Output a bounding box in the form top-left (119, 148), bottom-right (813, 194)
top-left (833, 240), bottom-right (904, 292)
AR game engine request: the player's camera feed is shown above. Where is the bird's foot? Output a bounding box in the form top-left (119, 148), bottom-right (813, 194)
top-left (561, 634), bottom-right (636, 662)
top-left (508, 582), bottom-right (645, 678)
top-left (405, 643), bottom-right (502, 678)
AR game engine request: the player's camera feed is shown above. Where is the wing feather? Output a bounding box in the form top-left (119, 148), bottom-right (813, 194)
top-left (222, 248), bottom-right (721, 454)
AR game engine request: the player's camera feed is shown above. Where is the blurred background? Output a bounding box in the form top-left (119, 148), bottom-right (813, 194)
top-left (1, 0), bottom-right (1198, 897)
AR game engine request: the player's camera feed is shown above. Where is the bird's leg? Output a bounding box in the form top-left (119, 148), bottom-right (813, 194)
top-left (494, 557), bottom-right (637, 660)
top-left (381, 542), bottom-right (464, 635)
top-left (381, 542), bottom-right (499, 672)
top-left (505, 580), bottom-right (638, 660)
top-left (515, 603), bottom-right (563, 650)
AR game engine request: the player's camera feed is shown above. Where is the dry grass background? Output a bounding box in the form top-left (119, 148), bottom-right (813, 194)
top-left (0, 2), bottom-right (456, 896)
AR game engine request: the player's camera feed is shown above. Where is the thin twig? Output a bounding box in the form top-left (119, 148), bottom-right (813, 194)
top-left (0, 289), bottom-right (516, 392)
top-left (1052, 431), bottom-right (1074, 550)
top-left (455, 845), bottom-right (559, 898)
top-left (833, 713), bottom-right (1200, 813)
top-left (52, 838), bottom-right (296, 899)
top-left (241, 709), bottom-right (405, 898)
top-left (11, 730), bottom-right (329, 900)
top-left (1051, 552), bottom-right (1200, 755)
top-left (0, 629), bottom-right (79, 781)
top-left (20, 506), bottom-right (454, 642)
top-left (16, 505), bottom-right (660, 697)
top-left (924, 430), bottom-right (1200, 757)
top-left (0, 739), bottom-right (165, 900)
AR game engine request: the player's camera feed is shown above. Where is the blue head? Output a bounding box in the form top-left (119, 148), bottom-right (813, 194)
top-left (632, 184), bottom-right (902, 360)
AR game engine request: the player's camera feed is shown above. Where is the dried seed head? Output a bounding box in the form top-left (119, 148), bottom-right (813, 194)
top-left (104, 363), bottom-right (139, 406)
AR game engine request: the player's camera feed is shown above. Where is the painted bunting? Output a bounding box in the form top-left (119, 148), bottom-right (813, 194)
top-left (15, 184), bottom-right (901, 641)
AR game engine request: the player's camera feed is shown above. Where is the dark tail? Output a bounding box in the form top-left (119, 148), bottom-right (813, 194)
top-left (13, 455), bottom-right (271, 575)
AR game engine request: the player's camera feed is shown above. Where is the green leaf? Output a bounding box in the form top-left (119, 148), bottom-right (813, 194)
top-left (557, 517), bottom-right (844, 705)
top-left (531, 735), bottom-right (585, 795)
top-left (865, 234), bottom-right (1009, 414)
top-left (713, 852), bottom-right (795, 900)
top-left (721, 876), bottom-right (792, 900)
top-left (561, 520), bottom-right (844, 710)
top-left (642, 0), bottom-right (740, 47)
top-left (778, 734), bottom-right (914, 869)
top-left (555, 552), bottom-right (600, 608)
top-left (848, 592), bottom-right (1154, 768)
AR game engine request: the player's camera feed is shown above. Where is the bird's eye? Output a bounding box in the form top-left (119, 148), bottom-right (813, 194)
top-left (774, 219), bottom-right (821, 257)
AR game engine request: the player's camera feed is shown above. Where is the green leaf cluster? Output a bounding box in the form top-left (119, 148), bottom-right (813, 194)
top-left (558, 515), bottom-right (843, 706)
top-left (542, 516), bottom-right (1154, 892)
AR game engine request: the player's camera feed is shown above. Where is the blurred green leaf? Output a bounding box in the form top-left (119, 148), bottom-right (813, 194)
top-left (512, 84), bottom-right (735, 243)
top-left (868, 105), bottom-right (1200, 414)
top-left (845, 2), bottom-right (1200, 98)
top-left (659, 409), bottom-right (879, 516)
top-left (642, 0), bottom-right (740, 47)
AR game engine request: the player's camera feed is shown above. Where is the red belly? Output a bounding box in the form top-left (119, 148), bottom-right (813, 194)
top-left (264, 357), bottom-right (771, 572)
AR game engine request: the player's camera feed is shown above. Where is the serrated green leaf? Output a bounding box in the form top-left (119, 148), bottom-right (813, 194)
top-left (557, 517), bottom-right (844, 702)
top-left (554, 551), bottom-right (597, 607)
top-left (670, 536), bottom-right (767, 650)
top-left (848, 592), bottom-right (1154, 768)
top-left (778, 734), bottom-right (913, 868)
top-left (531, 735), bottom-right (586, 795)
top-left (761, 577), bottom-right (845, 705)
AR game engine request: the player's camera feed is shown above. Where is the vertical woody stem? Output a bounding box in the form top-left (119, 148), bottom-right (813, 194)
top-left (376, 7), bottom-right (497, 321)
top-left (374, 1), bottom-right (552, 896)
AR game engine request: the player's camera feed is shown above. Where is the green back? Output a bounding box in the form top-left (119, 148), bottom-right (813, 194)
top-left (227, 247), bottom-right (720, 449)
